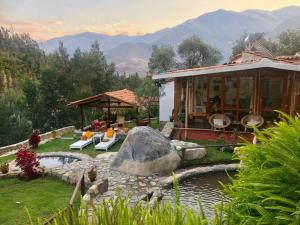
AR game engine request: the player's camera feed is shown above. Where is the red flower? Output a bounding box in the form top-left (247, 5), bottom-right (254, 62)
top-left (29, 132), bottom-right (40, 148)
top-left (16, 148), bottom-right (40, 180)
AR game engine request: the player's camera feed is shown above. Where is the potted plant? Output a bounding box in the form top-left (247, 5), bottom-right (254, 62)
top-left (0, 162), bottom-right (9, 174)
top-left (51, 130), bottom-right (57, 139)
top-left (88, 166), bottom-right (97, 182)
top-left (29, 130), bottom-right (41, 149)
top-left (16, 147), bottom-right (40, 180)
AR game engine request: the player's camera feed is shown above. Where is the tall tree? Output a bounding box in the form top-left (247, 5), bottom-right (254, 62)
top-left (276, 30), bottom-right (300, 55)
top-left (136, 77), bottom-right (159, 122)
top-left (148, 45), bottom-right (175, 73)
top-left (231, 33), bottom-right (277, 57)
top-left (178, 36), bottom-right (222, 68)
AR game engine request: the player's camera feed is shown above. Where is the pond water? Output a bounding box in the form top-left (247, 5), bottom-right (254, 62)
top-left (163, 171), bottom-right (236, 217)
top-left (38, 156), bottom-right (81, 168)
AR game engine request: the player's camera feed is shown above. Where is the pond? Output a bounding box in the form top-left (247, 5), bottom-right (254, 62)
top-left (163, 171), bottom-right (236, 217)
top-left (38, 156), bottom-right (81, 169)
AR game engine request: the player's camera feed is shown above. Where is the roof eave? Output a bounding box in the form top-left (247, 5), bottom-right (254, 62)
top-left (152, 59), bottom-right (300, 80)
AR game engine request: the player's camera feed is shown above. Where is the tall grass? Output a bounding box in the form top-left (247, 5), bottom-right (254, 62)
top-left (223, 112), bottom-right (300, 224)
top-left (38, 181), bottom-right (213, 225)
top-left (32, 112), bottom-right (300, 225)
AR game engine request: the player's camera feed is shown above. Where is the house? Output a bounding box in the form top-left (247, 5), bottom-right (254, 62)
top-left (153, 51), bottom-right (300, 141)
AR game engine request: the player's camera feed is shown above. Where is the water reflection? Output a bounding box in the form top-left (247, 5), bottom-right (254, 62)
top-left (38, 156), bottom-right (81, 168)
top-left (163, 171), bottom-right (235, 217)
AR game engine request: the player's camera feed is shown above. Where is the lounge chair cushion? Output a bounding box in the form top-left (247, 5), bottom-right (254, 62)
top-left (213, 119), bottom-right (224, 126)
top-left (107, 128), bottom-right (114, 138)
top-left (85, 131), bottom-right (94, 139)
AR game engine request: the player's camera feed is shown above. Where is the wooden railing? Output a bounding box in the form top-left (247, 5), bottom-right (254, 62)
top-left (43, 170), bottom-right (86, 225)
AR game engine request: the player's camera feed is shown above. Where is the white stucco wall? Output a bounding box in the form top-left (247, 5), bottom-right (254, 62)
top-left (159, 81), bottom-right (174, 122)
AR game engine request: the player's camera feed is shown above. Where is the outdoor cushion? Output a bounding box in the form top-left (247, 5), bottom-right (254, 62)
top-left (85, 131), bottom-right (94, 139)
top-left (107, 128), bottom-right (114, 138)
top-left (247, 119), bottom-right (260, 127)
top-left (213, 118), bottom-right (224, 126)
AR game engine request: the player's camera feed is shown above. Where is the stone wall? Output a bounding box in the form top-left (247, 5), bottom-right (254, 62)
top-left (0, 126), bottom-right (75, 156)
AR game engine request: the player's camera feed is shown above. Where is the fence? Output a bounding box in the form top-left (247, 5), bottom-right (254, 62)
top-left (43, 170), bottom-right (85, 225)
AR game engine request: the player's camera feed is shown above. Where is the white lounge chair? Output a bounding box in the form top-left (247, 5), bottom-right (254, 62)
top-left (95, 132), bottom-right (117, 151)
top-left (69, 137), bottom-right (93, 150)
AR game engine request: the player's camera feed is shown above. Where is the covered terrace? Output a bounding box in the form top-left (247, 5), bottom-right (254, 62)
top-left (67, 89), bottom-right (138, 130)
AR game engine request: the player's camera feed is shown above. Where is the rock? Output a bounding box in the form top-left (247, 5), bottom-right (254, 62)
top-left (184, 148), bottom-right (207, 160)
top-left (160, 122), bottom-right (174, 139)
top-left (110, 126), bottom-right (181, 176)
top-left (83, 194), bottom-right (91, 203)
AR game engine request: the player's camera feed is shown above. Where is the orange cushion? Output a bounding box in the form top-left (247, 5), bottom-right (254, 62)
top-left (85, 131), bottom-right (94, 139)
top-left (107, 129), bottom-right (114, 138)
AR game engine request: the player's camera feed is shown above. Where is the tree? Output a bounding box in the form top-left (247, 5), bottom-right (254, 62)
top-left (148, 45), bottom-right (175, 73)
top-left (231, 32), bottom-right (277, 57)
top-left (178, 36), bottom-right (222, 69)
top-left (276, 29), bottom-right (300, 55)
top-left (136, 77), bottom-right (159, 122)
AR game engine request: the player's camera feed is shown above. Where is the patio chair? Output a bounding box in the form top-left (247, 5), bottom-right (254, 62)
top-left (69, 137), bottom-right (93, 150)
top-left (241, 114), bottom-right (264, 132)
top-left (208, 114), bottom-right (231, 130)
top-left (95, 132), bottom-right (118, 151)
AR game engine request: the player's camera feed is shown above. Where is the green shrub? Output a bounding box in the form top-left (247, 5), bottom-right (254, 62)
top-left (223, 112), bottom-right (300, 224)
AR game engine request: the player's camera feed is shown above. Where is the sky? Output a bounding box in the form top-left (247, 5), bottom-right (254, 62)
top-left (1, 0), bottom-right (300, 41)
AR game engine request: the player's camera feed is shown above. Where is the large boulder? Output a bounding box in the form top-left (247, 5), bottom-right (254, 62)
top-left (110, 126), bottom-right (181, 176)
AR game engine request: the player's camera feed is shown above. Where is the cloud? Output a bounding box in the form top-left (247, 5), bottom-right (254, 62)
top-left (0, 16), bottom-right (42, 34)
top-left (47, 20), bottom-right (64, 25)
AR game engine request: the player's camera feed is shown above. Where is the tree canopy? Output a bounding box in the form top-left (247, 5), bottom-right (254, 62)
top-left (177, 36), bottom-right (222, 68)
top-left (148, 45), bottom-right (175, 73)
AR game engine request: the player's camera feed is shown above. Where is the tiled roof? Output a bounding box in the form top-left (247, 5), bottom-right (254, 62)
top-left (67, 89), bottom-right (138, 107)
top-left (153, 57), bottom-right (300, 80)
top-left (105, 89), bottom-right (138, 105)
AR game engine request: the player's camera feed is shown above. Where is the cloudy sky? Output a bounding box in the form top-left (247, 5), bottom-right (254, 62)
top-left (1, 0), bottom-right (300, 41)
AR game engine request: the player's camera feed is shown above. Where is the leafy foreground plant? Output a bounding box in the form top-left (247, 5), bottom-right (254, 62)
top-left (223, 112), bottom-right (300, 224)
top-left (34, 177), bottom-right (225, 225)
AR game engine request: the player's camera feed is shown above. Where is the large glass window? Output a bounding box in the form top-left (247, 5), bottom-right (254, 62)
top-left (195, 77), bottom-right (208, 113)
top-left (239, 76), bottom-right (253, 110)
top-left (209, 77), bottom-right (222, 113)
top-left (224, 76), bottom-right (237, 108)
top-left (261, 78), bottom-right (283, 110)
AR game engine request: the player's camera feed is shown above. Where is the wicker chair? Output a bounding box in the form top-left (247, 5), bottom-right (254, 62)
top-left (208, 114), bottom-right (231, 130)
top-left (241, 114), bottom-right (264, 132)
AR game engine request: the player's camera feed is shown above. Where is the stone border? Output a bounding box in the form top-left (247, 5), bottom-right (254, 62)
top-left (0, 126), bottom-right (75, 156)
top-left (38, 151), bottom-right (92, 162)
top-left (159, 163), bottom-right (240, 187)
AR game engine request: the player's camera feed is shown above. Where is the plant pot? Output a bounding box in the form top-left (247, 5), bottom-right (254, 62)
top-left (0, 163), bottom-right (9, 174)
top-left (88, 168), bottom-right (97, 182)
top-left (51, 131), bottom-right (57, 139)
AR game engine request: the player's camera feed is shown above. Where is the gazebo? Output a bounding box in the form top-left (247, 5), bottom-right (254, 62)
top-left (67, 89), bottom-right (138, 130)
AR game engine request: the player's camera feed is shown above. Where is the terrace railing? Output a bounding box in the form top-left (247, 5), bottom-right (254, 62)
top-left (43, 170), bottom-right (86, 225)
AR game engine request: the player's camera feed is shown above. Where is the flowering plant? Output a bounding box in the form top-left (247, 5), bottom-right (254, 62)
top-left (0, 161), bottom-right (9, 174)
top-left (29, 130), bottom-right (40, 148)
top-left (16, 148), bottom-right (40, 180)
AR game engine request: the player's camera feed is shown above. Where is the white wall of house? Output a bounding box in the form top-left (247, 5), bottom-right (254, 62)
top-left (159, 81), bottom-right (174, 122)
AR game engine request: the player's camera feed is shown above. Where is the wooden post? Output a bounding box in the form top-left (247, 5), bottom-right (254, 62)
top-left (107, 98), bottom-right (111, 128)
top-left (135, 107), bottom-right (139, 125)
top-left (289, 72), bottom-right (297, 116)
top-left (80, 106), bottom-right (84, 131)
top-left (173, 78), bottom-right (180, 121)
top-left (184, 78), bottom-right (189, 140)
top-left (236, 74), bottom-right (240, 120)
top-left (81, 175), bottom-right (85, 197)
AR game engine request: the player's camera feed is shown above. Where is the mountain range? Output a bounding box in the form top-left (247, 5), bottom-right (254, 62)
top-left (40, 6), bottom-right (300, 76)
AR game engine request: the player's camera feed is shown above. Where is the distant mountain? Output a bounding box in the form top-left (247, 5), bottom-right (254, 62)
top-left (41, 6), bottom-right (300, 76)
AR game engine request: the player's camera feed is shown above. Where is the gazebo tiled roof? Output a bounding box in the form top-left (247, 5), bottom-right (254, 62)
top-left (67, 89), bottom-right (138, 107)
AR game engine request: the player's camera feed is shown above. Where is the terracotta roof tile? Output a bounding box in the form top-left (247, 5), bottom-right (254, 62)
top-left (67, 89), bottom-right (138, 107)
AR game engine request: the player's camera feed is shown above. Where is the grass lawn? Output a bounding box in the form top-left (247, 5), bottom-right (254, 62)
top-left (184, 139), bottom-right (238, 167)
top-left (0, 134), bottom-right (125, 164)
top-left (0, 176), bottom-right (79, 225)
